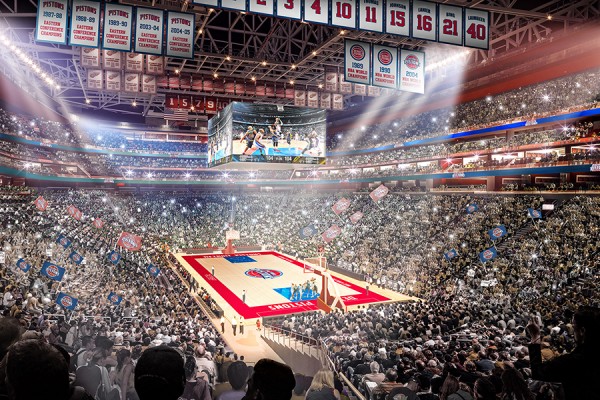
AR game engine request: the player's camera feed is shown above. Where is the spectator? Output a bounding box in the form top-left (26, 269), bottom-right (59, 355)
top-left (134, 346), bottom-right (186, 400)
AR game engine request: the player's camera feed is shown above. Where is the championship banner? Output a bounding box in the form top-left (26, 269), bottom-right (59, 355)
top-left (333, 94), bottom-right (344, 110)
top-left (117, 231), bottom-right (142, 251)
top-left (56, 292), bottom-right (78, 310)
top-left (359, 0), bottom-right (383, 33)
top-left (369, 184), bottom-right (389, 202)
top-left (332, 198), bottom-right (351, 215)
top-left (125, 53), bottom-right (144, 72)
top-left (103, 3), bottom-right (134, 52)
top-left (166, 11), bottom-right (195, 59)
top-left (80, 47), bottom-right (100, 67)
top-left (124, 73), bottom-right (140, 93)
top-left (322, 225), bottom-right (342, 243)
top-left (438, 4), bottom-right (464, 46)
top-left (103, 50), bottom-right (122, 70)
top-left (34, 196), bottom-right (48, 211)
top-left (294, 90), bottom-right (306, 107)
top-left (146, 55), bottom-right (165, 75)
top-left (276, 0), bottom-right (301, 19)
top-left (249, 0), bottom-right (274, 16)
top-left (384, 0), bottom-right (410, 37)
top-left (464, 8), bottom-right (490, 49)
top-left (320, 92), bottom-right (332, 109)
top-left (411, 0), bottom-right (437, 41)
top-left (331, 0), bottom-right (357, 29)
top-left (142, 74), bottom-right (157, 94)
top-left (324, 71), bottom-right (338, 91)
top-left (354, 83), bottom-right (366, 95)
top-left (307, 91), bottom-right (319, 108)
top-left (339, 74), bottom-right (352, 94)
top-left (87, 70), bottom-right (103, 90)
top-left (134, 7), bottom-right (164, 55)
top-left (35, 0), bottom-right (68, 45)
top-left (372, 44), bottom-right (398, 89)
top-left (349, 211), bottom-right (363, 224)
top-left (344, 40), bottom-right (371, 85)
top-left (105, 71), bottom-right (122, 91)
top-left (367, 85), bottom-right (380, 97)
top-left (399, 49), bottom-right (425, 94)
top-left (69, 0), bottom-right (101, 48)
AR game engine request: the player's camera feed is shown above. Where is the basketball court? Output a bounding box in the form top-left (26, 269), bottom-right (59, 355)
top-left (174, 251), bottom-right (413, 320)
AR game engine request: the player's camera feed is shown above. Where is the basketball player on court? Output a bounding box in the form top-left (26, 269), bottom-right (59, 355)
top-left (268, 125), bottom-right (281, 152)
top-left (240, 126), bottom-right (256, 154)
top-left (294, 129), bottom-right (320, 162)
top-left (243, 128), bottom-right (267, 159)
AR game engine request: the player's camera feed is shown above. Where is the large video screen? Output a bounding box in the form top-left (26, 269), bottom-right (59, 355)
top-left (208, 102), bottom-right (326, 167)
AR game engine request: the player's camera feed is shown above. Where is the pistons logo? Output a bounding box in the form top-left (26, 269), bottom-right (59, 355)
top-left (109, 294), bottom-right (119, 303)
top-left (46, 265), bottom-right (60, 277)
top-left (350, 44), bottom-right (365, 61)
top-left (482, 250), bottom-right (494, 260)
top-left (531, 210), bottom-right (541, 218)
top-left (17, 260), bottom-right (27, 270)
top-left (149, 266), bottom-right (158, 275)
top-left (59, 238), bottom-right (68, 246)
top-left (121, 235), bottom-right (137, 250)
top-left (492, 228), bottom-right (503, 238)
top-left (404, 54), bottom-right (420, 70)
top-left (245, 268), bottom-right (283, 279)
top-left (302, 227), bottom-right (315, 237)
top-left (378, 49), bottom-right (393, 66)
top-left (110, 253), bottom-right (119, 262)
top-left (467, 206), bottom-right (476, 213)
top-left (60, 296), bottom-right (73, 307)
top-left (72, 254), bottom-right (81, 262)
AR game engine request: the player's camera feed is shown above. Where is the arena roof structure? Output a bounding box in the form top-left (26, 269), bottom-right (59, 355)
top-left (0, 0), bottom-right (599, 123)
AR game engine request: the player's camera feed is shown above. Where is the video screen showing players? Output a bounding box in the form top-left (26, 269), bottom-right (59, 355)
top-left (208, 102), bottom-right (326, 167)
top-left (207, 104), bottom-right (234, 165)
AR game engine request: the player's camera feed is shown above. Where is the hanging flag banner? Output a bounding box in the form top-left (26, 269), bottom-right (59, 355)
top-left (166, 11), bottom-right (195, 59)
top-left (331, 0), bottom-right (357, 29)
top-left (105, 71), bottom-right (122, 91)
top-left (34, 196), bottom-right (48, 211)
top-left (92, 218), bottom-right (104, 229)
top-left (399, 49), bottom-right (425, 94)
top-left (438, 4), bottom-right (464, 46)
top-left (354, 83), bottom-right (367, 95)
top-left (294, 90), bottom-right (306, 107)
top-left (56, 292), bottom-right (78, 310)
top-left (344, 40), bottom-right (371, 85)
top-left (146, 55), bottom-right (165, 75)
top-left (108, 292), bottom-right (123, 305)
top-left (384, 0), bottom-right (410, 36)
top-left (320, 92), bottom-right (332, 109)
top-left (349, 211), bottom-right (364, 224)
top-left (488, 225), bottom-right (507, 241)
top-left (367, 85), bottom-right (380, 96)
top-left (464, 8), bottom-right (490, 50)
top-left (193, 0), bottom-right (218, 7)
top-left (479, 247), bottom-right (497, 263)
top-left (69, 0), bottom-right (101, 47)
top-left (107, 250), bottom-right (121, 265)
top-left (307, 91), bottom-right (319, 108)
top-left (275, 0), bottom-right (301, 19)
top-left (35, 0), bottom-right (69, 45)
top-left (117, 231), bottom-right (142, 251)
top-left (359, 0), bottom-right (384, 33)
top-left (332, 198), bottom-right (351, 215)
top-left (103, 50), bottom-right (123, 70)
top-left (321, 225), bottom-right (342, 243)
top-left (135, 7), bottom-right (164, 55)
top-left (80, 47), bottom-right (100, 67)
top-left (87, 70), bottom-right (103, 90)
top-left (124, 73), bottom-right (140, 93)
top-left (411, 0), bottom-right (437, 41)
top-left (333, 94), bottom-right (344, 110)
top-left (142, 75), bottom-right (157, 94)
top-left (369, 184), bottom-right (389, 202)
top-left (102, 3), bottom-right (134, 52)
top-left (325, 71), bottom-right (338, 92)
top-left (221, 0), bottom-right (246, 11)
top-left (16, 258), bottom-right (31, 273)
top-left (372, 44), bottom-right (398, 89)
top-left (126, 53), bottom-right (144, 72)
top-left (339, 74), bottom-right (352, 94)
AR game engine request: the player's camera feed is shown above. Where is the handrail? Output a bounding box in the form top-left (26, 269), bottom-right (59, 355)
top-left (321, 341), bottom-right (366, 400)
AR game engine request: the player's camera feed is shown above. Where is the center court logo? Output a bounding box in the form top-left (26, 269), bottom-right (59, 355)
top-left (245, 268), bottom-right (283, 279)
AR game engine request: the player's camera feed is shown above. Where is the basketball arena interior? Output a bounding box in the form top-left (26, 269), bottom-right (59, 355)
top-left (0, 1), bottom-right (598, 400)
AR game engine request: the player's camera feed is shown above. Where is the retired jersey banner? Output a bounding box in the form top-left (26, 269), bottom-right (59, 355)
top-left (56, 292), bottom-right (78, 310)
top-left (69, 0), bottom-right (101, 48)
top-left (385, 0), bottom-right (410, 36)
top-left (124, 73), bottom-right (140, 93)
top-left (221, 0), bottom-right (246, 11)
top-left (332, 198), bottom-right (351, 215)
top-left (166, 11), bottom-right (195, 59)
top-left (249, 0), bottom-right (275, 16)
top-left (80, 47), bottom-right (100, 67)
top-left (339, 74), bottom-right (352, 94)
top-left (399, 49), bottom-right (425, 94)
top-left (103, 50), bottom-right (122, 70)
top-left (193, 0), bottom-right (218, 6)
top-left (125, 53), bottom-right (144, 72)
top-left (145, 55), bottom-right (165, 74)
top-left (322, 225), bottom-right (342, 243)
top-left (304, 0), bottom-right (328, 25)
top-left (34, 196), bottom-right (48, 211)
top-left (320, 93), bottom-right (332, 109)
top-left (344, 40), bottom-right (371, 85)
top-left (331, 0), bottom-right (357, 29)
top-left (372, 44), bottom-right (398, 89)
top-left (117, 231), bottom-right (142, 251)
top-left (411, 0), bottom-right (437, 41)
top-left (103, 3), bottom-right (134, 52)
top-left (35, 0), bottom-right (68, 44)
top-left (369, 184), bottom-right (389, 202)
top-left (87, 70), bottom-right (103, 90)
top-left (142, 75), bottom-right (157, 94)
top-left (325, 71), bottom-right (338, 91)
top-left (294, 90), bottom-right (306, 107)
top-left (135, 7), bottom-right (164, 55)
top-left (359, 0), bottom-right (384, 33)
top-left (349, 211), bottom-right (364, 224)
top-left (464, 8), bottom-right (490, 49)
top-left (438, 4), bottom-right (464, 46)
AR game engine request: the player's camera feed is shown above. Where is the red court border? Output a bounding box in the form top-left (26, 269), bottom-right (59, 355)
top-left (181, 251), bottom-right (390, 318)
